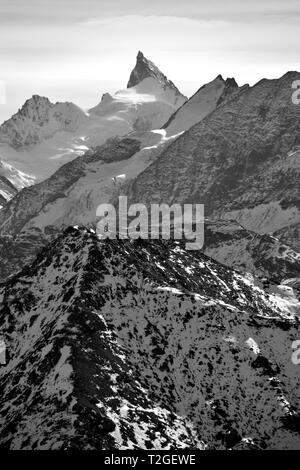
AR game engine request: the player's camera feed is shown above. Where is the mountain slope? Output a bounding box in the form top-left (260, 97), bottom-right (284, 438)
top-left (203, 219), bottom-right (300, 285)
top-left (0, 227), bottom-right (299, 449)
top-left (0, 126), bottom-right (299, 284)
top-left (0, 160), bottom-right (34, 208)
top-left (126, 72), bottom-right (300, 244)
top-left (127, 51), bottom-right (186, 101)
top-left (0, 53), bottom-right (186, 181)
top-left (0, 132), bottom-right (183, 280)
top-left (163, 75), bottom-right (241, 136)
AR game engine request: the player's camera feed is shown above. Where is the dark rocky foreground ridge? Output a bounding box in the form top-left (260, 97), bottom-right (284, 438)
top-left (0, 227), bottom-right (299, 449)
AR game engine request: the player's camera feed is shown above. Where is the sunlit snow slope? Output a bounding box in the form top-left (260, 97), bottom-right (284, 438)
top-left (0, 52), bottom-right (186, 181)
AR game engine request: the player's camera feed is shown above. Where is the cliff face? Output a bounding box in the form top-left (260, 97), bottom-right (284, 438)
top-left (0, 227), bottom-right (299, 449)
top-left (126, 72), bottom-right (300, 243)
top-left (163, 75), bottom-right (241, 136)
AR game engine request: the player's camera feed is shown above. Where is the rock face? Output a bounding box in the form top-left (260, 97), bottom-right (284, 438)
top-left (127, 51), bottom-right (186, 101)
top-left (0, 95), bottom-right (89, 180)
top-left (0, 133), bottom-right (183, 281)
top-left (163, 75), bottom-right (241, 136)
top-left (0, 160), bottom-right (34, 191)
top-left (203, 219), bottom-right (300, 285)
top-left (0, 174), bottom-right (18, 207)
top-left (126, 72), bottom-right (300, 246)
top-left (89, 75), bottom-right (186, 134)
top-left (275, 222), bottom-right (300, 252)
top-left (0, 227), bottom-right (299, 449)
top-left (0, 127), bottom-right (299, 285)
top-left (0, 95), bottom-right (88, 149)
top-left (90, 51), bottom-right (187, 134)
top-left (0, 53), bottom-right (186, 181)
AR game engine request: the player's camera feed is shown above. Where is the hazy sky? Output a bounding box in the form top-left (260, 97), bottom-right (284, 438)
top-left (0, 0), bottom-right (299, 123)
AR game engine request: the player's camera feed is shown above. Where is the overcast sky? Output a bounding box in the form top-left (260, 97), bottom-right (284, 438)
top-left (0, 0), bottom-right (299, 123)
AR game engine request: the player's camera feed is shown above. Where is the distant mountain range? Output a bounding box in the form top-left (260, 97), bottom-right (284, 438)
top-left (0, 51), bottom-right (186, 183)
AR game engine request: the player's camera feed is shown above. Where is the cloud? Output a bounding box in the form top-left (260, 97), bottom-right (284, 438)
top-left (1, 0), bottom-right (300, 26)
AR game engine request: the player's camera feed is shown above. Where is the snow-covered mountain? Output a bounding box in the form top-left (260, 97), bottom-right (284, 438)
top-left (127, 51), bottom-right (186, 101)
top-left (0, 95), bottom-right (88, 149)
top-left (275, 222), bottom-right (300, 252)
top-left (0, 159), bottom-right (34, 190)
top-left (126, 71), bottom-right (300, 247)
top-left (0, 160), bottom-right (34, 208)
top-left (163, 75), bottom-right (241, 136)
top-left (0, 227), bottom-right (299, 449)
top-left (0, 98), bottom-right (299, 285)
top-left (0, 52), bottom-right (186, 181)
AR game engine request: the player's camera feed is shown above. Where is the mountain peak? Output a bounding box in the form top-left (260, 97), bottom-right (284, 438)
top-left (224, 77), bottom-right (238, 88)
top-left (127, 51), bottom-right (186, 98)
top-left (215, 74), bottom-right (224, 81)
top-left (21, 94), bottom-right (51, 109)
top-left (0, 94), bottom-right (87, 151)
top-left (137, 50), bottom-right (145, 60)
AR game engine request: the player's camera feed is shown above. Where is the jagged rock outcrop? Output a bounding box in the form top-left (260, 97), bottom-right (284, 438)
top-left (0, 227), bottom-right (299, 449)
top-left (91, 51), bottom-right (186, 132)
top-left (127, 51), bottom-right (186, 100)
top-left (0, 160), bottom-right (34, 191)
top-left (0, 160), bottom-right (34, 208)
top-left (0, 69), bottom-right (298, 293)
top-left (0, 95), bottom-right (88, 149)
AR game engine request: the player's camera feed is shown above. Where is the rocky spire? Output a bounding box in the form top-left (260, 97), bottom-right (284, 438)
top-left (127, 51), bottom-right (186, 98)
